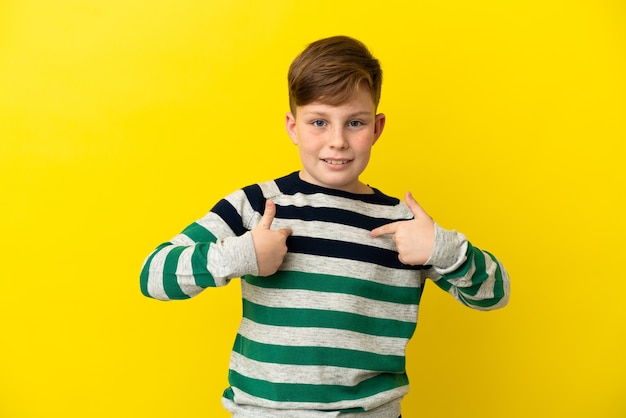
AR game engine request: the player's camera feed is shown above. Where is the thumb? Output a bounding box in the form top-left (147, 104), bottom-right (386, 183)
top-left (258, 200), bottom-right (276, 229)
top-left (405, 192), bottom-right (428, 218)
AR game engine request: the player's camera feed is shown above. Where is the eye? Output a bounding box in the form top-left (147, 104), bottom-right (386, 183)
top-left (348, 120), bottom-right (363, 128)
top-left (312, 120), bottom-right (326, 127)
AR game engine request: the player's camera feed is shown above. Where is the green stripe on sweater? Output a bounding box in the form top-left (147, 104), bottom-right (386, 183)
top-left (139, 242), bottom-right (169, 297)
top-left (227, 369), bottom-right (408, 404)
top-left (244, 271), bottom-right (421, 305)
top-left (181, 222), bottom-right (218, 243)
top-left (242, 300), bottom-right (415, 338)
top-left (190, 242), bottom-right (216, 287)
top-left (233, 334), bottom-right (406, 372)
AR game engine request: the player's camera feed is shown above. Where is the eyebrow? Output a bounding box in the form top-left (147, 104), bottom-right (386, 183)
top-left (303, 110), bottom-right (373, 118)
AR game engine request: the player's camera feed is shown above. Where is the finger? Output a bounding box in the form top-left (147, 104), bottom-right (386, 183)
top-left (370, 222), bottom-right (399, 238)
top-left (405, 191), bottom-right (428, 218)
top-left (258, 200), bottom-right (276, 229)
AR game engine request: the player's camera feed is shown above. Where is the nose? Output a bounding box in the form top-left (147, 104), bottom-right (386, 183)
top-left (328, 127), bottom-right (348, 149)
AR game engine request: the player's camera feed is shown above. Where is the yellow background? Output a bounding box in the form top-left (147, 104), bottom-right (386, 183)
top-left (1, 0), bottom-right (624, 417)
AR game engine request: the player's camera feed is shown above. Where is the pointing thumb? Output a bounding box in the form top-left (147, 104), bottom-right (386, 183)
top-left (258, 200), bottom-right (276, 229)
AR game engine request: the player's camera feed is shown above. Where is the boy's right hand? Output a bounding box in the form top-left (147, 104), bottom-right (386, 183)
top-left (251, 200), bottom-right (292, 277)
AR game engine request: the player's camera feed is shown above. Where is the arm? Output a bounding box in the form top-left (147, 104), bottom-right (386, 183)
top-left (425, 224), bottom-right (510, 311)
top-left (140, 189), bottom-right (291, 301)
top-left (139, 194), bottom-right (259, 301)
top-left (371, 192), bottom-right (510, 310)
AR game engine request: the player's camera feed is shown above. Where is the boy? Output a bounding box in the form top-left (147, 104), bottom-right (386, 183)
top-left (140, 35), bottom-right (510, 417)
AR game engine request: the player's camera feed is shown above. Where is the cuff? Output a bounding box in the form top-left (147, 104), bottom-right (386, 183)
top-left (425, 223), bottom-right (468, 274)
top-left (208, 232), bottom-right (259, 284)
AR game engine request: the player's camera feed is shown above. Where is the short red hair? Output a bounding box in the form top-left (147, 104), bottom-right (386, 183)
top-left (288, 36), bottom-right (382, 114)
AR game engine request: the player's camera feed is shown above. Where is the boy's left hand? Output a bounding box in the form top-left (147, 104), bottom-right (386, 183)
top-left (370, 192), bottom-right (435, 265)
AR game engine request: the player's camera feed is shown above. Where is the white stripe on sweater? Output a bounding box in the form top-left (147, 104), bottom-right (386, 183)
top-left (272, 192), bottom-right (413, 221)
top-left (243, 282), bottom-right (418, 323)
top-left (146, 245), bottom-right (176, 300)
top-left (238, 318), bottom-right (408, 356)
top-left (229, 351), bottom-right (378, 386)
top-left (280, 253), bottom-right (423, 288)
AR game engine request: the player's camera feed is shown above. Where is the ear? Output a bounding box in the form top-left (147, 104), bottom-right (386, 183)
top-left (372, 113), bottom-right (386, 145)
top-left (285, 112), bottom-right (298, 145)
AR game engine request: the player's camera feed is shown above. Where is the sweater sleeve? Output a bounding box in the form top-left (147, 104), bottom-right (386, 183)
top-left (425, 223), bottom-right (510, 310)
top-left (139, 191), bottom-right (260, 301)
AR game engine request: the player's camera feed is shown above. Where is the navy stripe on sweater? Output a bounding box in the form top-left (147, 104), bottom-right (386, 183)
top-left (211, 199), bottom-right (247, 235)
top-left (277, 205), bottom-right (399, 231)
top-left (287, 236), bottom-right (427, 270)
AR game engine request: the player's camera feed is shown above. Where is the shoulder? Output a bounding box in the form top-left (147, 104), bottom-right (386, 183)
top-left (212, 174), bottom-right (292, 232)
top-left (367, 187), bottom-right (414, 220)
top-left (244, 172), bottom-right (298, 203)
top-left (231, 172), bottom-right (297, 214)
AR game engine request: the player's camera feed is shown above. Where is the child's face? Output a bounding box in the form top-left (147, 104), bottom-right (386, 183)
top-left (285, 88), bottom-right (385, 194)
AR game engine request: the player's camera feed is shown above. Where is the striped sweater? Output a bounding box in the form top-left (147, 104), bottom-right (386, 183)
top-left (140, 172), bottom-right (510, 417)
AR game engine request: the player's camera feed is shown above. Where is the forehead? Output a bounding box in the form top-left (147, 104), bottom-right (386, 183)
top-left (297, 88), bottom-right (375, 117)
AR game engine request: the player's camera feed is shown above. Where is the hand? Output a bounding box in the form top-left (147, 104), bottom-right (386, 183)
top-left (251, 200), bottom-right (293, 276)
top-left (370, 192), bottom-right (435, 265)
